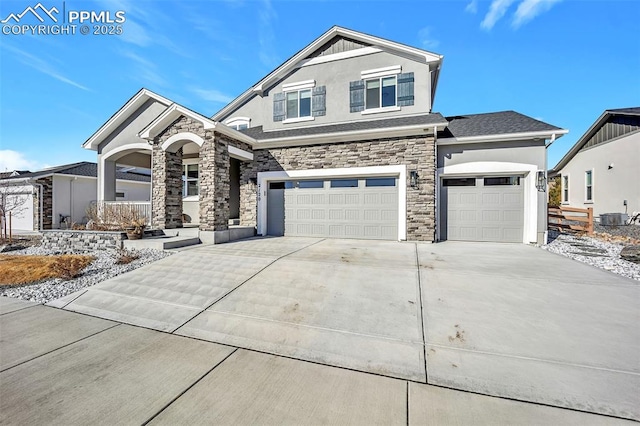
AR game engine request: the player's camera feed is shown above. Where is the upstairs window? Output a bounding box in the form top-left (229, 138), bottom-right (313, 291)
top-left (273, 80), bottom-right (326, 122)
top-left (350, 67), bottom-right (413, 114)
top-left (286, 89), bottom-right (312, 119)
top-left (365, 76), bottom-right (396, 109)
top-left (585, 171), bottom-right (593, 201)
top-left (225, 117), bottom-right (250, 131)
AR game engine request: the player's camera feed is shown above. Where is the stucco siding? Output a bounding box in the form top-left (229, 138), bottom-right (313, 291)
top-left (97, 99), bottom-right (167, 157)
top-left (559, 131), bottom-right (640, 218)
top-left (221, 50), bottom-right (433, 132)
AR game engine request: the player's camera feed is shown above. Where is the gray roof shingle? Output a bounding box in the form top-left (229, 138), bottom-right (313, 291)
top-left (0, 162), bottom-right (150, 182)
top-left (241, 113), bottom-right (448, 141)
top-left (442, 111), bottom-right (564, 138)
top-left (606, 107), bottom-right (640, 115)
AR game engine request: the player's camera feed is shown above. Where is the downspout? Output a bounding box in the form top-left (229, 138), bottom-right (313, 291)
top-left (542, 133), bottom-right (556, 245)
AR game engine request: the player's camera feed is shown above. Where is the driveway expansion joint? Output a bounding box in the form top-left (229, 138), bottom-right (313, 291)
top-left (141, 348), bottom-right (239, 425)
top-left (0, 322), bottom-right (121, 373)
top-left (414, 243), bottom-right (428, 383)
top-left (169, 238), bottom-right (326, 334)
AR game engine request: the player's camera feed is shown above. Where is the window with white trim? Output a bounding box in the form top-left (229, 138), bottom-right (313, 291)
top-left (562, 175), bottom-right (569, 202)
top-left (365, 76), bottom-right (396, 109)
top-left (286, 89), bottom-right (312, 119)
top-left (585, 170), bottom-right (593, 201)
top-left (225, 117), bottom-right (250, 130)
top-left (183, 164), bottom-right (199, 197)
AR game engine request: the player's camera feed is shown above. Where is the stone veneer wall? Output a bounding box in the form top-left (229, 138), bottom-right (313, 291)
top-left (151, 114), bottom-right (255, 232)
top-left (152, 119), bottom-right (184, 229)
top-left (33, 177), bottom-right (53, 230)
top-left (239, 134), bottom-right (436, 241)
top-left (42, 230), bottom-right (125, 252)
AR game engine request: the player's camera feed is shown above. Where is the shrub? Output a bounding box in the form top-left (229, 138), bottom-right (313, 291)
top-left (115, 248), bottom-right (140, 265)
top-left (51, 255), bottom-right (95, 280)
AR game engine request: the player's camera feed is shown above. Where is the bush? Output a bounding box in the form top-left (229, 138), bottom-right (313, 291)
top-left (115, 248), bottom-right (140, 265)
top-left (50, 256), bottom-right (94, 280)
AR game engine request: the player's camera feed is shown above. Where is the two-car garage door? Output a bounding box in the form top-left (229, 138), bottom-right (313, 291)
top-left (442, 176), bottom-right (524, 243)
top-left (267, 177), bottom-right (398, 240)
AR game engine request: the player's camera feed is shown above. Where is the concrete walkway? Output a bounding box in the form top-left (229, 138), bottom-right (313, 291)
top-left (11, 237), bottom-right (639, 421)
top-left (0, 298), bottom-right (632, 425)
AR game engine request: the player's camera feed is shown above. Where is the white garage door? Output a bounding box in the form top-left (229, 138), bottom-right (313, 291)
top-left (443, 176), bottom-right (524, 243)
top-left (268, 177), bottom-right (398, 240)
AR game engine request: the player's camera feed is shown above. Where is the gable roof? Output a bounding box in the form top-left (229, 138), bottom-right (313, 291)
top-left (211, 26), bottom-right (443, 122)
top-left (0, 162), bottom-right (150, 182)
top-left (551, 107), bottom-right (640, 172)
top-left (439, 111), bottom-right (567, 143)
top-left (0, 170), bottom-right (30, 179)
top-left (137, 103), bottom-right (257, 146)
top-left (83, 88), bottom-right (172, 150)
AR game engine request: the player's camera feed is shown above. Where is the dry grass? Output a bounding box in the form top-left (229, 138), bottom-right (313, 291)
top-left (0, 255), bottom-right (94, 285)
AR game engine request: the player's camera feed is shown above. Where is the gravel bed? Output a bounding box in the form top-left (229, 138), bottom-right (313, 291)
top-left (543, 231), bottom-right (640, 281)
top-left (0, 247), bottom-right (172, 304)
top-left (594, 223), bottom-right (640, 242)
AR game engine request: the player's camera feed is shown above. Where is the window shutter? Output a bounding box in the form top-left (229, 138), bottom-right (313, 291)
top-left (397, 72), bottom-right (414, 106)
top-left (312, 86), bottom-right (326, 117)
top-left (349, 80), bottom-right (365, 113)
top-left (273, 92), bottom-right (285, 121)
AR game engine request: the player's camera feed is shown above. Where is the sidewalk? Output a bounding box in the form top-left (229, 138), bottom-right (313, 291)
top-left (0, 297), bottom-right (632, 425)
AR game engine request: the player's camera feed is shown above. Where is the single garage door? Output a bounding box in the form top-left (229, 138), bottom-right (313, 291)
top-left (443, 176), bottom-right (524, 243)
top-left (268, 177), bottom-right (398, 240)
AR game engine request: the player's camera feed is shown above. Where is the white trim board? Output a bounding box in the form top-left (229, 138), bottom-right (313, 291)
top-left (257, 165), bottom-right (407, 241)
top-left (437, 161), bottom-right (539, 244)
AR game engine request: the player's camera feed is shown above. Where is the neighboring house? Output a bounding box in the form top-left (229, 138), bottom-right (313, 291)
top-left (550, 107), bottom-right (640, 219)
top-left (83, 26), bottom-right (566, 244)
top-left (0, 162), bottom-right (150, 231)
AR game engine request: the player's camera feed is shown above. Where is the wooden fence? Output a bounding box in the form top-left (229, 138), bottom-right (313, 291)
top-left (548, 206), bottom-right (594, 235)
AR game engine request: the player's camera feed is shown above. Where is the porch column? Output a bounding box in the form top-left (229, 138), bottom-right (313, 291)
top-left (199, 132), bottom-right (230, 231)
top-left (151, 144), bottom-right (183, 229)
top-left (98, 157), bottom-right (116, 201)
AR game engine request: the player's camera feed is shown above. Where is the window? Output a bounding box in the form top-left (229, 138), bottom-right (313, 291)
top-left (563, 175), bottom-right (569, 202)
top-left (330, 179), bottom-right (359, 188)
top-left (365, 76), bottom-right (396, 109)
top-left (225, 117), bottom-right (250, 130)
top-left (443, 178), bottom-right (476, 187)
top-left (298, 180), bottom-right (324, 189)
top-left (183, 164), bottom-right (198, 197)
top-left (585, 171), bottom-right (593, 201)
top-left (484, 176), bottom-right (521, 186)
top-left (269, 182), bottom-right (285, 190)
top-left (365, 178), bottom-right (396, 187)
top-left (286, 90), bottom-right (312, 119)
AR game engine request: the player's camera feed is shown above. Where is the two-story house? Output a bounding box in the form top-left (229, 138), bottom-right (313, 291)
top-left (83, 26), bottom-right (566, 244)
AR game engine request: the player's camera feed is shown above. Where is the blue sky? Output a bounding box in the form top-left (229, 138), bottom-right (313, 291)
top-left (0, 0), bottom-right (638, 172)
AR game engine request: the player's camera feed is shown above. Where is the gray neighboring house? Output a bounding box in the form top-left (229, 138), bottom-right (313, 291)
top-left (84, 26), bottom-right (566, 244)
top-left (550, 107), bottom-right (640, 219)
top-left (0, 162), bottom-right (150, 231)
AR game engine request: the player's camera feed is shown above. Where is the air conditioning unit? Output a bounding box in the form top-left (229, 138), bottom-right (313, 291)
top-left (600, 213), bottom-right (628, 226)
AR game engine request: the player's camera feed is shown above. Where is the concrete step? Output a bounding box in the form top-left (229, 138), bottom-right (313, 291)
top-left (123, 236), bottom-right (201, 250)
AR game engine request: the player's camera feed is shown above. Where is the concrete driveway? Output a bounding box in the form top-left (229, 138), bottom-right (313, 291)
top-left (51, 237), bottom-right (639, 420)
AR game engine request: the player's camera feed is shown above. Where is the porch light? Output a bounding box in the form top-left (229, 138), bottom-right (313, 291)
top-left (536, 170), bottom-right (546, 192)
top-left (410, 170), bottom-right (419, 188)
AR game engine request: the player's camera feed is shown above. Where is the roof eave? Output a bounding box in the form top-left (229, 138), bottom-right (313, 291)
top-left (252, 121), bottom-right (449, 149)
top-left (438, 129), bottom-right (568, 146)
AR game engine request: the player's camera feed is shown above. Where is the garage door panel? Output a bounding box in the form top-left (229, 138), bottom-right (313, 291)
top-left (445, 176), bottom-right (524, 243)
top-left (283, 178), bottom-right (398, 240)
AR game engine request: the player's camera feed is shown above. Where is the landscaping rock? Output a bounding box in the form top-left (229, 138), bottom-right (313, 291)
top-left (620, 245), bottom-right (640, 264)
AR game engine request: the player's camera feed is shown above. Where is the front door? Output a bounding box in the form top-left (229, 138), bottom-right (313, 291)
top-left (267, 182), bottom-right (285, 236)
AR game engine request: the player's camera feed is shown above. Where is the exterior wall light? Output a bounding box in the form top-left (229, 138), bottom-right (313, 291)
top-left (410, 170), bottom-right (419, 188)
top-left (536, 170), bottom-right (547, 192)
